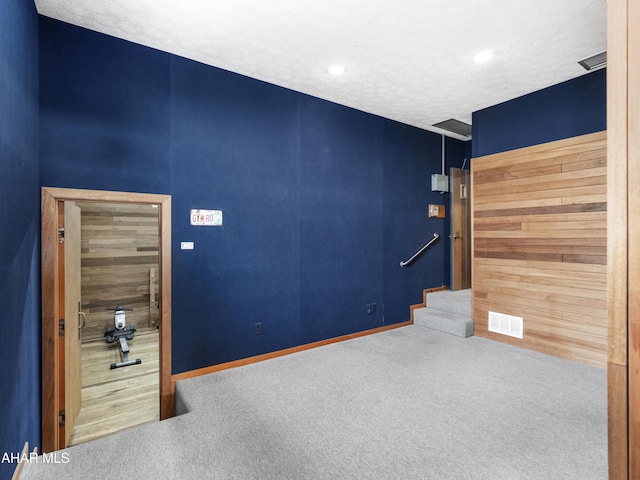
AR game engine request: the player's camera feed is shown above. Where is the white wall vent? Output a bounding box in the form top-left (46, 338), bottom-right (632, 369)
top-left (488, 311), bottom-right (523, 339)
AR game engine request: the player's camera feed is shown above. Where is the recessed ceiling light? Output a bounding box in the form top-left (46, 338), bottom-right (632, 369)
top-left (328, 64), bottom-right (346, 76)
top-left (473, 50), bottom-right (494, 64)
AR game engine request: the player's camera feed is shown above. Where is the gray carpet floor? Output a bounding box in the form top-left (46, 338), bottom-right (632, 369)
top-left (22, 325), bottom-right (607, 480)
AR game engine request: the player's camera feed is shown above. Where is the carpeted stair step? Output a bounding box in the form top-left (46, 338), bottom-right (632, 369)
top-left (425, 289), bottom-right (472, 317)
top-left (414, 307), bottom-right (474, 338)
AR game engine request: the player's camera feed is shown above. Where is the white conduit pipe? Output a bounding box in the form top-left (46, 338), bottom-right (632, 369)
top-left (441, 134), bottom-right (445, 175)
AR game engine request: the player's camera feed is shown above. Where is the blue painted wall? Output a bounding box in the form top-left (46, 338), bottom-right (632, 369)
top-left (472, 69), bottom-right (606, 157)
top-left (39, 17), bottom-right (467, 374)
top-left (39, 18), bottom-right (171, 193)
top-left (0, 0), bottom-right (40, 476)
top-left (383, 130), bottom-right (466, 324)
top-left (169, 58), bottom-right (303, 367)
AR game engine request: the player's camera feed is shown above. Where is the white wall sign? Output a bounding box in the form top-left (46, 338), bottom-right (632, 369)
top-left (190, 209), bottom-right (223, 226)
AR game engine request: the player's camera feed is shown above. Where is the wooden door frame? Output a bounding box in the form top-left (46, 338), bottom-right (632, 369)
top-left (607, 0), bottom-right (639, 477)
top-left (41, 187), bottom-right (173, 453)
top-left (449, 167), bottom-right (471, 291)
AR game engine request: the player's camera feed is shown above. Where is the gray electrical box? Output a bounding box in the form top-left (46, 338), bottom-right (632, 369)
top-left (431, 174), bottom-right (449, 193)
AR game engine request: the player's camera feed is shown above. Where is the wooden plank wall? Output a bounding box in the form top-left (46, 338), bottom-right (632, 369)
top-left (78, 202), bottom-right (160, 340)
top-left (471, 131), bottom-right (607, 368)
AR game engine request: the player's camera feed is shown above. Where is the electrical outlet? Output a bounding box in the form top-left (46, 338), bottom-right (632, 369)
top-left (255, 322), bottom-right (262, 335)
top-left (366, 303), bottom-right (377, 315)
top-left (371, 303), bottom-right (376, 313)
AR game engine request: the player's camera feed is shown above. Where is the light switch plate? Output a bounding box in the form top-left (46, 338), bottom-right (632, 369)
top-left (428, 204), bottom-right (446, 218)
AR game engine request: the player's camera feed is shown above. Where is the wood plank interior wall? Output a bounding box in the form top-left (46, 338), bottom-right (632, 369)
top-left (78, 202), bottom-right (160, 340)
top-left (471, 131), bottom-right (607, 368)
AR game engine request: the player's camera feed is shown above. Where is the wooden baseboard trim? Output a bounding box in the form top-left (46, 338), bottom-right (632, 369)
top-left (171, 321), bottom-right (411, 384)
top-left (409, 285), bottom-right (450, 323)
top-left (11, 442), bottom-right (33, 480)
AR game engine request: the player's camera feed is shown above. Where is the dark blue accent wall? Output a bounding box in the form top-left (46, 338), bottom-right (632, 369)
top-left (39, 17), bottom-right (467, 374)
top-left (39, 19), bottom-right (171, 193)
top-left (297, 96), bottom-right (384, 345)
top-left (472, 69), bottom-right (606, 157)
top-left (382, 130), bottom-right (464, 324)
top-left (169, 57), bottom-right (302, 367)
top-left (0, 0), bottom-right (40, 477)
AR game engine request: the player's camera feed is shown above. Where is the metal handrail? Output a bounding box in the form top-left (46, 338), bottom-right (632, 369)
top-left (400, 233), bottom-right (439, 267)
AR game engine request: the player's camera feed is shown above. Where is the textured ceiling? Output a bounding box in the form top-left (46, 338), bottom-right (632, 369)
top-left (34, 0), bottom-right (606, 140)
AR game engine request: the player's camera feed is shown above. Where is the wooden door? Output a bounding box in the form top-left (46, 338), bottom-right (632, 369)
top-left (61, 201), bottom-right (83, 447)
top-left (450, 168), bottom-right (471, 290)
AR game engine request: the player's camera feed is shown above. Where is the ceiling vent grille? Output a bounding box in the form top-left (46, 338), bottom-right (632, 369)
top-left (578, 51), bottom-right (607, 71)
top-left (432, 118), bottom-right (472, 137)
